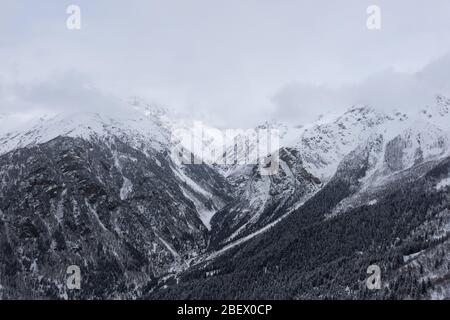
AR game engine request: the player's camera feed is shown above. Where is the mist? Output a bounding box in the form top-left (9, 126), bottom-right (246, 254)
top-left (1, 0), bottom-right (450, 128)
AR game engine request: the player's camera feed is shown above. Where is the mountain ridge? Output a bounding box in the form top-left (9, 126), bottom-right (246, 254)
top-left (1, 95), bottom-right (450, 299)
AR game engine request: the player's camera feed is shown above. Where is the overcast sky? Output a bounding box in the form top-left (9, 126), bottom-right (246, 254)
top-left (1, 0), bottom-right (450, 128)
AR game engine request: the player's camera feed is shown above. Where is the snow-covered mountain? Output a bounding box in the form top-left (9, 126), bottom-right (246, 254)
top-left (0, 110), bottom-right (168, 156)
top-left (201, 96), bottom-right (450, 248)
top-left (1, 95), bottom-right (450, 299)
top-left (149, 96), bottom-right (450, 300)
top-left (0, 103), bottom-right (233, 299)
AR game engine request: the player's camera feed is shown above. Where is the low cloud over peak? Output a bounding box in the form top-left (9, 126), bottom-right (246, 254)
top-left (270, 54), bottom-right (450, 126)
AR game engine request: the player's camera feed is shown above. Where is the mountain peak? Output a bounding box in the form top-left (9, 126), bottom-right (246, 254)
top-left (0, 109), bottom-right (171, 156)
top-left (128, 96), bottom-right (170, 120)
top-left (419, 94), bottom-right (450, 121)
top-left (345, 104), bottom-right (376, 115)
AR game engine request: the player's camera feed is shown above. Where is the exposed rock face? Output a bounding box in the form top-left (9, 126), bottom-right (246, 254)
top-left (210, 147), bottom-right (321, 248)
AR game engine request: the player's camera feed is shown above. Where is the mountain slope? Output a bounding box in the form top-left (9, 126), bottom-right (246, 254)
top-left (0, 108), bottom-right (232, 299)
top-left (150, 151), bottom-right (450, 299)
top-left (209, 147), bottom-right (321, 248)
top-left (2, 95), bottom-right (450, 299)
top-left (149, 96), bottom-right (450, 299)
top-left (207, 96), bottom-right (450, 249)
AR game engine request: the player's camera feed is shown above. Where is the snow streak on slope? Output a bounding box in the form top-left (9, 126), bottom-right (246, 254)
top-left (172, 165), bottom-right (216, 229)
top-left (206, 201), bottom-right (305, 262)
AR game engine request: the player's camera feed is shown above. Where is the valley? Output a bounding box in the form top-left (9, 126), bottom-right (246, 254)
top-left (0, 96), bottom-right (449, 299)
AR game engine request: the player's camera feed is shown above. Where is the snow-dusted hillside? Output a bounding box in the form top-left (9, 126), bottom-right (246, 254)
top-left (0, 102), bottom-right (234, 299)
top-left (296, 96), bottom-right (450, 181)
top-left (0, 110), bottom-right (169, 156)
top-left (204, 95), bottom-right (450, 249)
top-left (2, 94), bottom-right (450, 299)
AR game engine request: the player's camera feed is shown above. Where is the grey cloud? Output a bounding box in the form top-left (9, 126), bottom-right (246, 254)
top-left (0, 71), bottom-right (125, 115)
top-left (270, 55), bottom-right (450, 125)
top-left (270, 83), bottom-right (344, 125)
top-left (2, 1), bottom-right (450, 128)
